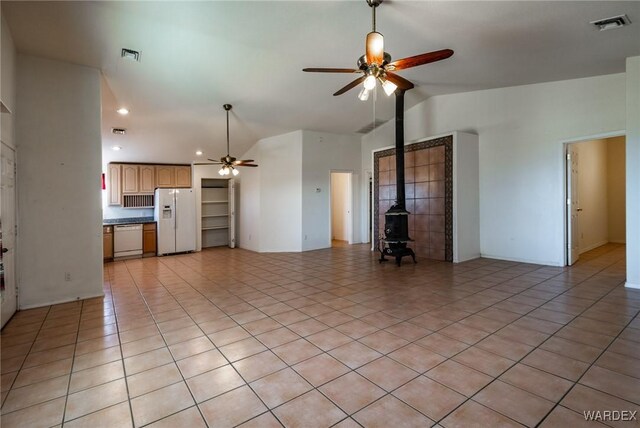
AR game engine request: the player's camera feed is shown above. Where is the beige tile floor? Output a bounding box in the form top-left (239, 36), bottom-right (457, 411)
top-left (1, 243), bottom-right (639, 427)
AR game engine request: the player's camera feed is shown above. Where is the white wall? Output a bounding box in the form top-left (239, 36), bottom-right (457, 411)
top-left (331, 173), bottom-right (349, 241)
top-left (362, 73), bottom-right (625, 266)
top-left (237, 144), bottom-right (261, 252)
top-left (607, 136), bottom-right (625, 243)
top-left (237, 129), bottom-right (360, 252)
top-left (626, 56), bottom-right (640, 289)
top-left (16, 55), bottom-right (103, 308)
top-left (575, 139), bottom-right (609, 253)
top-left (302, 130), bottom-right (361, 251)
top-left (1, 13), bottom-right (16, 148)
top-left (258, 131), bottom-right (303, 252)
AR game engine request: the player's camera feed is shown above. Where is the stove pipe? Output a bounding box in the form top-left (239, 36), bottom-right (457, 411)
top-left (383, 89), bottom-right (411, 243)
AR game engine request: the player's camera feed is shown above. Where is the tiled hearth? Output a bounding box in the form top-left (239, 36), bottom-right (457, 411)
top-left (374, 135), bottom-right (453, 262)
top-left (1, 243), bottom-right (638, 427)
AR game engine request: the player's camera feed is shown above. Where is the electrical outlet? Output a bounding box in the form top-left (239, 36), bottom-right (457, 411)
top-left (64, 272), bottom-right (72, 282)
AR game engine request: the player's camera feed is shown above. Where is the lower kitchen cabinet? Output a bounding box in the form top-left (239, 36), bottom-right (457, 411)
top-left (103, 226), bottom-right (114, 261)
top-left (143, 223), bottom-right (157, 256)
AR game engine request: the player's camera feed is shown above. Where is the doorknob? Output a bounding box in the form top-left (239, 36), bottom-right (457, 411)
top-left (2, 248), bottom-right (8, 253)
top-left (576, 209), bottom-right (583, 212)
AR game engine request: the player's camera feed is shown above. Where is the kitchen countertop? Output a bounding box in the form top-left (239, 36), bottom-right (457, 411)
top-left (103, 217), bottom-right (155, 226)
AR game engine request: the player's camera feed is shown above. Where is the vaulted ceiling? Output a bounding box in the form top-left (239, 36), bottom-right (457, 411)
top-left (3, 1), bottom-right (639, 165)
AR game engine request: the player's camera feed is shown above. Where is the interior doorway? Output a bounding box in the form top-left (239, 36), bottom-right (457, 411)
top-left (330, 172), bottom-right (353, 247)
top-left (1, 142), bottom-right (17, 328)
top-left (565, 135), bottom-right (626, 265)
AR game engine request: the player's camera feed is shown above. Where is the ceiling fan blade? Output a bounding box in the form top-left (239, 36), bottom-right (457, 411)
top-left (194, 162), bottom-right (222, 165)
top-left (387, 49), bottom-right (454, 71)
top-left (237, 164), bottom-right (258, 167)
top-left (385, 72), bottom-right (414, 90)
top-left (233, 159), bottom-right (254, 165)
top-left (333, 76), bottom-right (366, 96)
top-left (303, 68), bottom-right (360, 73)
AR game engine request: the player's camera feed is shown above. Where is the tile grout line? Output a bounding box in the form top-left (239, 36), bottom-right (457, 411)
top-left (430, 250), bottom-right (633, 426)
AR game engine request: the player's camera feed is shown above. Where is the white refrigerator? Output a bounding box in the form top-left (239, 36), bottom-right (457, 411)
top-left (154, 188), bottom-right (196, 255)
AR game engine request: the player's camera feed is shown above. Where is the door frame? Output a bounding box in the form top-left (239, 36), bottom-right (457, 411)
top-left (329, 170), bottom-right (354, 245)
top-left (561, 130), bottom-right (625, 266)
top-left (1, 141), bottom-right (17, 328)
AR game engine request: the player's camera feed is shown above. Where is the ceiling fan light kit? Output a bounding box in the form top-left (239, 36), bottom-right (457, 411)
top-left (196, 104), bottom-right (259, 175)
top-left (303, 0), bottom-right (454, 100)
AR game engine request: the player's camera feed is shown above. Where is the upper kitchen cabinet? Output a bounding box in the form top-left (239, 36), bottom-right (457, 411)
top-left (156, 165), bottom-right (175, 188)
top-left (122, 164), bottom-right (139, 193)
top-left (139, 165), bottom-right (155, 193)
top-left (175, 166), bottom-right (192, 188)
top-left (156, 165), bottom-right (191, 188)
top-left (108, 164), bottom-right (121, 205)
top-left (108, 163), bottom-right (192, 206)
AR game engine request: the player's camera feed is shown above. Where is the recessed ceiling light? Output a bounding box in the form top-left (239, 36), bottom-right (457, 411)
top-left (117, 108), bottom-right (129, 115)
top-left (112, 146), bottom-right (122, 151)
top-left (195, 150), bottom-right (203, 156)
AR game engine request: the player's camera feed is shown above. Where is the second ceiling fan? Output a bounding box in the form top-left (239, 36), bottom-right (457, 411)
top-left (303, 0), bottom-right (454, 100)
top-left (198, 104), bottom-right (258, 176)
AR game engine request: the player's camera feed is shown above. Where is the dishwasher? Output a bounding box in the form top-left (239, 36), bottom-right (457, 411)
top-left (113, 224), bottom-right (143, 258)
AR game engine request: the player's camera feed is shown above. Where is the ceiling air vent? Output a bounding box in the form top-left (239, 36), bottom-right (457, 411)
top-left (591, 14), bottom-right (631, 31)
top-left (111, 128), bottom-right (126, 135)
top-left (121, 48), bottom-right (141, 61)
top-left (356, 119), bottom-right (388, 134)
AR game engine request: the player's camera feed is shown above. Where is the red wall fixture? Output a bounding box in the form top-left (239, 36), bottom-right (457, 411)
top-left (101, 173), bottom-right (106, 190)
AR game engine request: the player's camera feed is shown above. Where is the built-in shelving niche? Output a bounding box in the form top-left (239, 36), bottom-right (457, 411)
top-left (201, 178), bottom-right (229, 248)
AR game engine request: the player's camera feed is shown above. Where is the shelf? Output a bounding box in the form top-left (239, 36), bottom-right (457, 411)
top-left (202, 226), bottom-right (229, 231)
top-left (202, 214), bottom-right (228, 218)
top-left (202, 200), bottom-right (228, 204)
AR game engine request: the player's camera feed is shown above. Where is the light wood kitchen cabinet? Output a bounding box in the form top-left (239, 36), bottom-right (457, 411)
top-left (143, 223), bottom-right (156, 256)
top-left (122, 164), bottom-right (139, 193)
top-left (139, 165), bottom-right (156, 193)
top-left (108, 164), bottom-right (121, 205)
top-left (103, 226), bottom-right (113, 261)
top-left (108, 163), bottom-right (191, 206)
top-left (156, 165), bottom-right (175, 188)
top-left (175, 166), bottom-right (192, 188)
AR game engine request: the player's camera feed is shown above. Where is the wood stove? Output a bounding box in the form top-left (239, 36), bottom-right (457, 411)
top-left (379, 89), bottom-right (416, 266)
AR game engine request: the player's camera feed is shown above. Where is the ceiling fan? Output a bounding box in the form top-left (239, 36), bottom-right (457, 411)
top-left (196, 104), bottom-right (258, 176)
top-left (303, 0), bottom-right (453, 100)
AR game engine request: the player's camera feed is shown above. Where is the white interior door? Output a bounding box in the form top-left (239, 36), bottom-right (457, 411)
top-left (567, 148), bottom-right (580, 265)
top-left (1, 142), bottom-right (17, 328)
top-left (228, 179), bottom-right (236, 248)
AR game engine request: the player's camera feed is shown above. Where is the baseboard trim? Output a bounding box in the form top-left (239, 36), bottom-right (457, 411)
top-left (480, 253), bottom-right (564, 267)
top-left (625, 282), bottom-right (640, 289)
top-left (19, 292), bottom-right (105, 310)
top-left (578, 240), bottom-right (609, 255)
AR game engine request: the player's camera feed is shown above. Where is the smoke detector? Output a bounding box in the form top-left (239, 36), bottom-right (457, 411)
top-left (591, 14), bottom-right (632, 31)
top-left (111, 128), bottom-right (126, 135)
